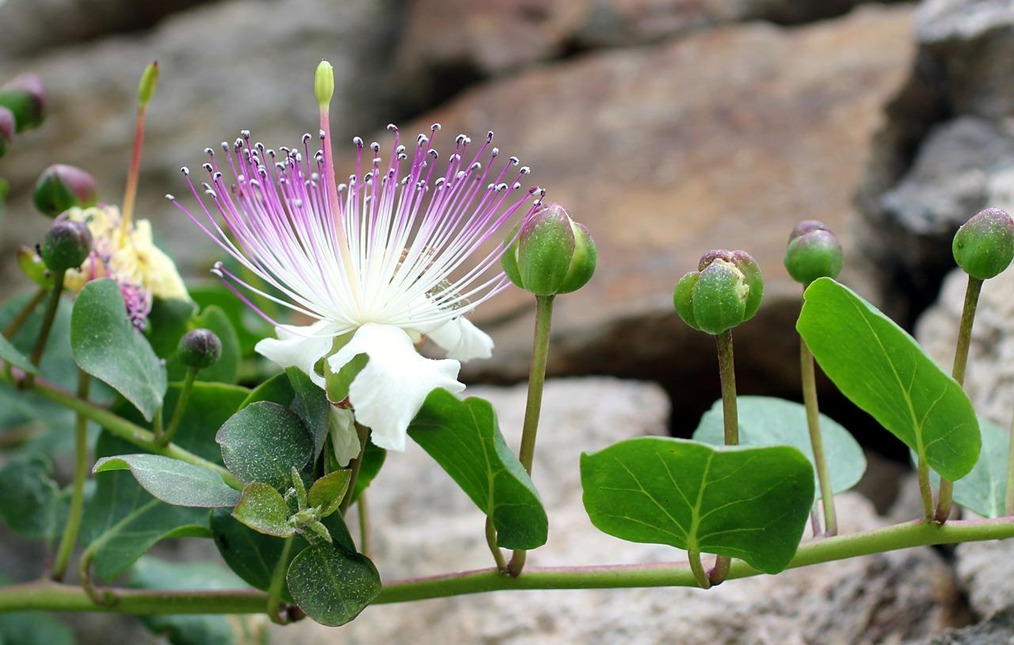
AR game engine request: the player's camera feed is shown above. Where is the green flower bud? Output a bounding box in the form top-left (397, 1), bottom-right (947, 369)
top-left (177, 328), bottom-right (223, 370)
top-left (0, 107), bottom-right (13, 159)
top-left (784, 220), bottom-right (844, 285)
top-left (501, 202), bottom-right (597, 296)
top-left (0, 74), bottom-right (47, 133)
top-left (17, 246), bottom-right (55, 288)
top-left (952, 207), bottom-right (1014, 280)
top-left (138, 62), bottom-right (159, 106)
top-left (315, 60), bottom-right (335, 109)
top-left (41, 220), bottom-right (92, 273)
top-left (33, 164), bottom-right (98, 218)
top-left (673, 249), bottom-right (764, 335)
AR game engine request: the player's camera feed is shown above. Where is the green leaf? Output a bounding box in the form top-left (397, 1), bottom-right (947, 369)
top-left (351, 442), bottom-right (386, 504)
top-left (581, 437), bottom-right (815, 574)
top-left (797, 278), bottom-right (980, 481)
top-left (167, 305), bottom-right (241, 385)
top-left (130, 556), bottom-right (245, 645)
top-left (692, 396), bottom-right (866, 501)
top-left (285, 542), bottom-right (381, 627)
top-left (93, 454), bottom-right (240, 508)
top-left (0, 455), bottom-right (68, 540)
top-left (287, 367), bottom-right (330, 460)
top-left (82, 433), bottom-right (211, 581)
top-left (210, 507), bottom-right (356, 603)
top-left (232, 482), bottom-right (293, 537)
top-left (189, 280), bottom-right (272, 357)
top-left (71, 279), bottom-right (167, 421)
top-left (0, 612), bottom-right (75, 645)
top-left (407, 388), bottom-right (548, 550)
top-left (146, 298), bottom-right (198, 358)
top-left (0, 333), bottom-right (37, 375)
top-left (918, 417), bottom-right (1011, 518)
top-left (325, 351), bottom-right (368, 405)
top-left (216, 402), bottom-right (313, 490)
top-left (309, 470), bottom-right (351, 518)
top-left (240, 371), bottom-right (293, 409)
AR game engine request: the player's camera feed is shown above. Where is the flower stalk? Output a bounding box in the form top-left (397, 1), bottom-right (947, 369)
top-left (121, 62), bottom-right (158, 236)
top-left (27, 269), bottom-right (65, 376)
top-left (266, 536), bottom-right (295, 625)
top-left (507, 294), bottom-right (555, 577)
top-left (801, 337), bottom-right (837, 535)
top-left (707, 328), bottom-right (738, 585)
top-left (2, 287), bottom-right (46, 339)
top-left (158, 366), bottom-right (197, 447)
top-left (339, 424), bottom-right (371, 515)
top-left (51, 370), bottom-right (91, 581)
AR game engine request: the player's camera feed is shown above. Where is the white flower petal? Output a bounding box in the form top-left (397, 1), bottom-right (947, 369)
top-left (427, 316), bottom-right (494, 362)
top-left (255, 320), bottom-right (338, 388)
top-left (327, 323), bottom-right (464, 452)
top-left (328, 406), bottom-right (360, 467)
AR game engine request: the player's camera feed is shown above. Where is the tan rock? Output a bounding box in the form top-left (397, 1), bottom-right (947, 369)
top-left (272, 378), bottom-right (961, 644)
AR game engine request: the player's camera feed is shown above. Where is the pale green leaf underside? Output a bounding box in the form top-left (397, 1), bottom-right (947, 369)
top-left (919, 417), bottom-right (1011, 518)
top-left (94, 454), bottom-right (240, 508)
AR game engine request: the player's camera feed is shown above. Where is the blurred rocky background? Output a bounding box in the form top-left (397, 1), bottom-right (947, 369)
top-left (4, 0), bottom-right (1014, 642)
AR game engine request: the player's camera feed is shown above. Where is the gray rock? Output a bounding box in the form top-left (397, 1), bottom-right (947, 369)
top-left (930, 606), bottom-right (1014, 644)
top-left (954, 540), bottom-right (1014, 618)
top-left (272, 378), bottom-right (962, 644)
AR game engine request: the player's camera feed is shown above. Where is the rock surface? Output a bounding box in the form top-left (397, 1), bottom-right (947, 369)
top-left (274, 377), bottom-right (962, 644)
top-left (401, 5), bottom-right (914, 423)
top-left (929, 606), bottom-right (1014, 645)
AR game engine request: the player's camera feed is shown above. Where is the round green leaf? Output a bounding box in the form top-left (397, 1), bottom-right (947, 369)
top-left (232, 482), bottom-right (294, 537)
top-left (216, 402), bottom-right (313, 490)
top-left (286, 543), bottom-right (381, 627)
top-left (919, 417), bottom-right (1011, 518)
top-left (693, 396), bottom-right (866, 501)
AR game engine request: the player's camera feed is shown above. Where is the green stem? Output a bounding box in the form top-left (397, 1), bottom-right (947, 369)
top-left (2, 287), bottom-right (47, 339)
top-left (339, 424), bottom-right (370, 516)
top-left (160, 367), bottom-right (197, 446)
top-left (28, 271), bottom-right (65, 371)
top-left (0, 364), bottom-right (241, 488)
top-left (710, 329), bottom-right (738, 584)
top-left (266, 536), bottom-right (295, 625)
top-left (51, 370), bottom-right (91, 581)
top-left (937, 275), bottom-right (983, 524)
top-left (6, 517), bottom-right (1014, 613)
top-left (801, 337), bottom-right (837, 536)
top-left (918, 457), bottom-right (934, 522)
top-left (358, 492), bottom-right (372, 558)
top-left (687, 551), bottom-right (710, 589)
top-left (508, 295), bottom-right (555, 577)
top-left (484, 517), bottom-right (507, 572)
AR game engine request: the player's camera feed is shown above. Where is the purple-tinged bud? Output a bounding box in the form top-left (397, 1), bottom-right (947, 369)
top-left (674, 249), bottom-right (764, 335)
top-left (501, 202), bottom-right (597, 296)
top-left (17, 246), bottom-right (55, 288)
top-left (177, 328), bottom-right (223, 370)
top-left (0, 107), bottom-right (14, 159)
top-left (0, 74), bottom-right (47, 132)
top-left (41, 220), bottom-right (92, 273)
top-left (952, 208), bottom-right (1014, 280)
top-left (784, 220), bottom-right (844, 285)
top-left (33, 164), bottom-right (98, 218)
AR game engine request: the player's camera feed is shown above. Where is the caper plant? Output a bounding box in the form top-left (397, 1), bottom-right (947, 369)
top-left (1, 61), bottom-right (1014, 641)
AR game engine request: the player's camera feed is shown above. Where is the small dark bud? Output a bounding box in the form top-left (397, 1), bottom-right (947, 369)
top-left (0, 74), bottom-right (47, 132)
top-left (952, 207), bottom-right (1014, 280)
top-left (0, 107), bottom-right (13, 158)
top-left (784, 220), bottom-right (844, 285)
top-left (177, 328), bottom-right (223, 370)
top-left (41, 220), bottom-right (92, 273)
top-left (673, 249), bottom-right (764, 335)
top-left (501, 202), bottom-right (597, 296)
top-left (33, 164), bottom-right (98, 217)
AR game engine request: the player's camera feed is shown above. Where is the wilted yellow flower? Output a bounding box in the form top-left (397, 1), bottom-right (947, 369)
top-left (62, 205), bottom-right (189, 302)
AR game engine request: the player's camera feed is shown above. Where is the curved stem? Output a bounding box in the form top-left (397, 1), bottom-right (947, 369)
top-left (0, 364), bottom-right (241, 488)
top-left (266, 536), bottom-right (295, 625)
top-left (937, 275), bottom-right (983, 523)
top-left (3, 288), bottom-right (47, 339)
top-left (339, 424), bottom-right (370, 515)
top-left (5, 517), bottom-right (1014, 613)
top-left (484, 517), bottom-right (507, 572)
top-left (687, 551), bottom-right (710, 589)
top-left (801, 337), bottom-right (837, 536)
top-left (160, 367), bottom-right (197, 446)
top-left (51, 370), bottom-right (91, 581)
top-left (28, 271), bottom-right (65, 372)
top-left (508, 295), bottom-right (555, 577)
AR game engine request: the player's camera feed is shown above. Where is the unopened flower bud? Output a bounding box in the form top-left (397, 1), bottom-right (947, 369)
top-left (33, 164), bottom-right (98, 217)
top-left (0, 107), bottom-right (14, 158)
top-left (673, 249), bottom-right (764, 335)
top-left (0, 74), bottom-right (47, 132)
top-left (177, 328), bottom-right (223, 370)
top-left (952, 208), bottom-right (1014, 280)
top-left (41, 220), bottom-right (92, 273)
top-left (315, 60), bottom-right (334, 109)
top-left (784, 220), bottom-right (844, 285)
top-left (501, 202), bottom-right (597, 297)
top-left (138, 62), bottom-right (159, 107)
